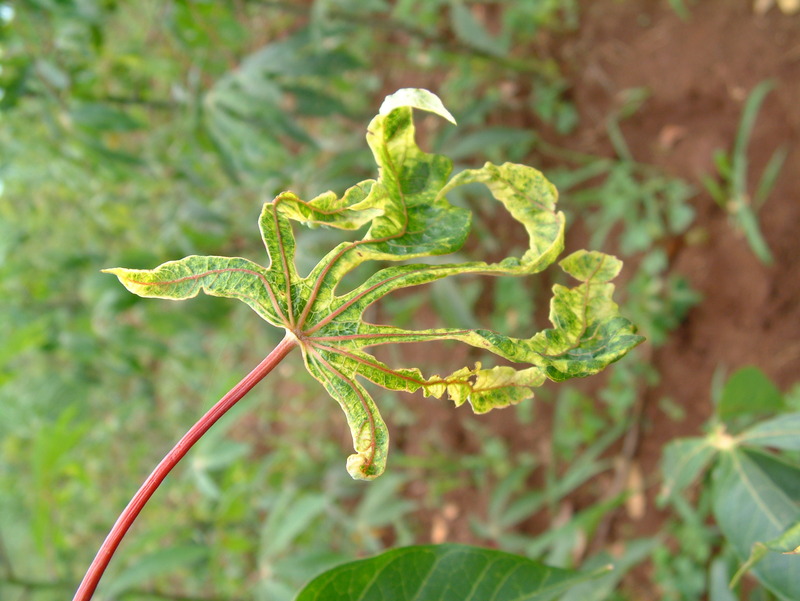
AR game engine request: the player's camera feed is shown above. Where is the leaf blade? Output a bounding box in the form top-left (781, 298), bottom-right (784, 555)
top-left (103, 255), bottom-right (286, 327)
top-left (740, 413), bottom-right (800, 451)
top-left (294, 544), bottom-right (606, 601)
top-left (106, 88), bottom-right (642, 479)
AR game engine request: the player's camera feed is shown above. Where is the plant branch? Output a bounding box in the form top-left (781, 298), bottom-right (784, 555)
top-left (72, 333), bottom-right (298, 601)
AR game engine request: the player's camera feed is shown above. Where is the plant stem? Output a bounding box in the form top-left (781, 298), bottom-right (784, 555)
top-left (72, 333), bottom-right (298, 601)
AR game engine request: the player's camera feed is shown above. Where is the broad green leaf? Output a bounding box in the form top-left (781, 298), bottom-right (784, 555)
top-left (106, 89), bottom-right (642, 480)
top-left (731, 520), bottom-right (800, 588)
top-left (708, 558), bottom-right (739, 601)
top-left (294, 544), bottom-right (607, 601)
top-left (717, 366), bottom-right (785, 420)
top-left (767, 521), bottom-right (800, 554)
top-left (712, 449), bottom-right (800, 599)
top-left (659, 436), bottom-right (718, 501)
top-left (740, 413), bottom-right (800, 451)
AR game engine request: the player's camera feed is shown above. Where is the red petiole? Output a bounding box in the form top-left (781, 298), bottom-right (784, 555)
top-left (72, 333), bottom-right (298, 601)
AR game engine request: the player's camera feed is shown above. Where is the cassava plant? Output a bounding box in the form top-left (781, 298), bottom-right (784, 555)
top-left (74, 88), bottom-right (642, 600)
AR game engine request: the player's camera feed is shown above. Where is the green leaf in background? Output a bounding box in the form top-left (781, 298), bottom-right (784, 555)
top-left (708, 557), bottom-right (739, 601)
top-left (70, 102), bottom-right (143, 132)
top-left (717, 366), bottom-right (785, 421)
top-left (739, 413), bottom-right (800, 451)
top-left (105, 89), bottom-right (642, 480)
top-left (449, 0), bottom-right (509, 57)
top-left (712, 448), bottom-right (800, 599)
top-left (294, 544), bottom-right (606, 601)
top-left (659, 437), bottom-right (718, 502)
top-left (555, 538), bottom-right (658, 601)
top-left (103, 545), bottom-right (210, 599)
top-left (731, 520), bottom-right (800, 588)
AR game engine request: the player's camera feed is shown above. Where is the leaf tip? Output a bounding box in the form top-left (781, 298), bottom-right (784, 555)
top-left (379, 88), bottom-right (457, 125)
top-left (101, 267), bottom-right (130, 282)
top-left (346, 452), bottom-right (382, 481)
top-left (559, 250), bottom-right (623, 283)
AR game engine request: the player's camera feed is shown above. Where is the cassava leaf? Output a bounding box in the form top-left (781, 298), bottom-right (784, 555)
top-left (659, 436), bottom-right (718, 502)
top-left (740, 413), bottom-right (800, 450)
top-left (294, 543), bottom-right (607, 601)
top-left (105, 88), bottom-right (643, 480)
top-left (731, 520), bottom-right (800, 589)
top-left (712, 448), bottom-right (800, 598)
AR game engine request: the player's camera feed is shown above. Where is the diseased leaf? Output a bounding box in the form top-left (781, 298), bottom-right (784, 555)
top-left (105, 89), bottom-right (643, 480)
top-left (103, 256), bottom-right (283, 326)
top-left (379, 87), bottom-right (456, 124)
top-left (294, 544), bottom-right (607, 601)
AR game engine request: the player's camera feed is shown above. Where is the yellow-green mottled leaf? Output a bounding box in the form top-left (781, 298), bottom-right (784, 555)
top-left (105, 88), bottom-right (642, 480)
top-left (102, 256), bottom-right (285, 327)
top-left (559, 250), bottom-right (623, 283)
top-left (274, 184), bottom-right (382, 230)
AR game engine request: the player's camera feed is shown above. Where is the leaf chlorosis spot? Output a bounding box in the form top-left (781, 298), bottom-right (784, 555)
top-left (104, 88), bottom-right (643, 480)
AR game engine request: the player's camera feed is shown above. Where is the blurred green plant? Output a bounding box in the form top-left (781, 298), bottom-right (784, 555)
top-left (667, 0), bottom-right (692, 20)
top-left (547, 86), bottom-right (696, 258)
top-left (470, 422), bottom-right (624, 554)
top-left (660, 366), bottom-right (800, 600)
top-left (702, 80), bottom-right (788, 265)
top-left (542, 98), bottom-right (701, 464)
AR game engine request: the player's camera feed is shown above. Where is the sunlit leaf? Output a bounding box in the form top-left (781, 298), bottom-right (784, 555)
top-left (106, 88), bottom-right (642, 480)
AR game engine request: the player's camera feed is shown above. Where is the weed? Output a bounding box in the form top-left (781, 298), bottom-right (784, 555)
top-left (703, 80), bottom-right (788, 265)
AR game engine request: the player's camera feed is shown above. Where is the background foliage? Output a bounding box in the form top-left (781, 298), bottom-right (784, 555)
top-left (2, 1), bottom-right (797, 600)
